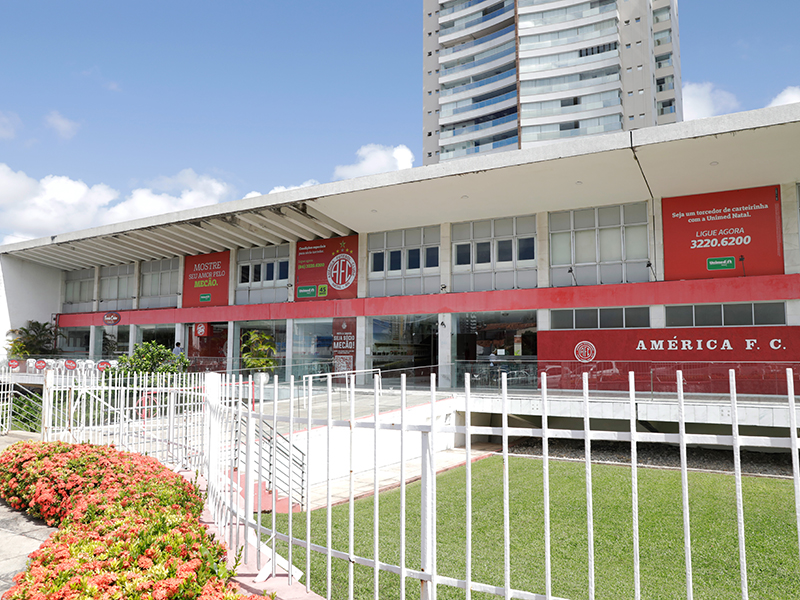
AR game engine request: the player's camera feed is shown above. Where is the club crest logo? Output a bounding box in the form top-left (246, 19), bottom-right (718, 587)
top-left (574, 341), bottom-right (597, 363)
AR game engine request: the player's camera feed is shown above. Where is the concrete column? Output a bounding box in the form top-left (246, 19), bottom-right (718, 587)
top-left (89, 325), bottom-right (102, 360)
top-left (650, 305), bottom-right (666, 329)
top-left (287, 241), bottom-right (297, 302)
top-left (174, 323), bottom-right (184, 348)
top-left (132, 261), bottom-right (141, 310)
top-left (537, 212), bottom-right (550, 288)
top-left (537, 308), bottom-right (551, 331)
top-left (228, 249), bottom-right (238, 306)
top-left (439, 223), bottom-right (451, 293)
top-left (651, 197), bottom-right (664, 281)
top-left (356, 315), bottom-right (367, 385)
top-left (781, 183), bottom-right (800, 275)
top-left (437, 312), bottom-right (452, 388)
top-left (357, 233), bottom-right (368, 298)
top-left (128, 325), bottom-right (137, 355)
top-left (285, 319), bottom-right (294, 381)
top-left (226, 321), bottom-right (235, 373)
top-left (92, 267), bottom-right (100, 312)
top-left (176, 256), bottom-right (185, 308)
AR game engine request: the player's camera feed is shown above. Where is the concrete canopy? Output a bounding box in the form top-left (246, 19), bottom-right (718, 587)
top-left (2, 103), bottom-right (799, 271)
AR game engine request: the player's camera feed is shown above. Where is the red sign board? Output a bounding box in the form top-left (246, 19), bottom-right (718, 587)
top-left (183, 251), bottom-right (230, 308)
top-left (194, 323), bottom-right (210, 337)
top-left (97, 361), bottom-right (111, 372)
top-left (103, 312), bottom-right (121, 326)
top-left (7, 359), bottom-right (19, 369)
top-left (662, 186), bottom-right (783, 280)
top-left (332, 317), bottom-right (357, 373)
top-left (64, 359), bottom-right (77, 370)
top-left (539, 327), bottom-right (799, 363)
top-left (35, 359), bottom-right (46, 370)
top-left (295, 236), bottom-right (358, 301)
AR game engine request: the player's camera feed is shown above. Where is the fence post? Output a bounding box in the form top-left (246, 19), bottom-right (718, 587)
top-left (420, 427), bottom-right (435, 600)
top-left (41, 370), bottom-right (55, 442)
top-left (205, 372), bottom-right (221, 524)
top-left (168, 387), bottom-right (176, 455)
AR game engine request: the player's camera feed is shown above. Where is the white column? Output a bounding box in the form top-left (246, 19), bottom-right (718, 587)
top-left (651, 197), bottom-right (665, 281)
top-left (285, 318), bottom-right (294, 381)
top-left (357, 233), bottom-right (368, 298)
top-left (650, 305), bottom-right (666, 329)
top-left (781, 183), bottom-right (800, 275)
top-left (176, 256), bottom-right (185, 308)
top-left (439, 223), bottom-right (451, 293)
top-left (174, 323), bottom-right (184, 347)
top-left (128, 325), bottom-right (137, 355)
top-left (438, 313), bottom-right (452, 387)
top-left (228, 250), bottom-right (237, 306)
top-left (92, 267), bottom-right (100, 312)
top-left (226, 321), bottom-right (235, 373)
top-left (537, 212), bottom-right (550, 288)
top-left (287, 241), bottom-right (297, 302)
top-left (89, 326), bottom-right (102, 361)
top-left (132, 261), bottom-right (141, 310)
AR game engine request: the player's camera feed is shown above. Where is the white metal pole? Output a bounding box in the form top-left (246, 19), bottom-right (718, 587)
top-left (465, 374), bottom-right (472, 600)
top-left (629, 371), bottom-right (641, 600)
top-left (787, 369), bottom-right (800, 570)
top-left (677, 370), bottom-right (694, 600)
top-left (542, 372), bottom-right (551, 600)
top-left (501, 372), bottom-right (511, 600)
top-left (583, 371), bottom-right (595, 600)
top-left (326, 374), bottom-right (333, 600)
top-left (288, 375), bottom-right (295, 585)
top-left (373, 374), bottom-right (380, 599)
top-left (729, 369), bottom-right (749, 600)
top-left (306, 375), bottom-right (313, 592)
top-left (349, 374), bottom-right (355, 600)
top-left (400, 374), bottom-right (407, 600)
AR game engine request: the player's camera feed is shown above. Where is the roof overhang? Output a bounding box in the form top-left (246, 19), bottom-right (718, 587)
top-left (3, 103), bottom-right (799, 271)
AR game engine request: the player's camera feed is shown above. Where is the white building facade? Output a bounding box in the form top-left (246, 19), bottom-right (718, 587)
top-left (423, 0), bottom-right (682, 164)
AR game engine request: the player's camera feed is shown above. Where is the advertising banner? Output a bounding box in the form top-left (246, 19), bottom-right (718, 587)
top-left (295, 235), bottom-right (358, 301)
top-left (183, 251), bottom-right (230, 308)
top-left (662, 185), bottom-right (783, 280)
top-left (332, 317), bottom-right (357, 373)
top-left (538, 326), bottom-right (800, 394)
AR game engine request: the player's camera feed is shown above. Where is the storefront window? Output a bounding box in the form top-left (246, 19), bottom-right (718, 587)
top-left (138, 324), bottom-right (176, 348)
top-left (234, 320), bottom-right (287, 375)
top-left (187, 323), bottom-right (228, 372)
top-left (452, 310), bottom-right (537, 389)
top-left (61, 327), bottom-right (91, 355)
top-left (293, 318), bottom-right (334, 377)
top-left (367, 314), bottom-right (438, 382)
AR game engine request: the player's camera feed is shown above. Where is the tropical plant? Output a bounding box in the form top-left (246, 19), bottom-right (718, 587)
top-left (111, 341), bottom-right (189, 375)
top-left (102, 331), bottom-right (118, 357)
top-left (239, 330), bottom-right (277, 372)
top-left (6, 320), bottom-right (61, 356)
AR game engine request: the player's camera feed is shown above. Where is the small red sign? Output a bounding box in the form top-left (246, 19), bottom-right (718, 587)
top-left (194, 323), bottom-right (209, 337)
top-left (64, 359), bottom-right (77, 371)
top-left (103, 312), bottom-right (121, 326)
top-left (7, 359), bottom-right (19, 369)
top-left (97, 361), bottom-right (111, 372)
top-left (35, 359), bottom-right (46, 370)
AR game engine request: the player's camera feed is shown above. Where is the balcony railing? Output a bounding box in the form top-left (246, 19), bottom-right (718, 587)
top-left (442, 46), bottom-right (516, 77)
top-left (440, 2), bottom-right (514, 36)
top-left (440, 0), bottom-right (493, 17)
top-left (520, 2), bottom-right (616, 28)
top-left (440, 113), bottom-right (519, 139)
top-left (442, 90), bottom-right (517, 117)
top-left (521, 48), bottom-right (619, 74)
top-left (441, 24), bottom-right (515, 56)
top-left (521, 71), bottom-right (620, 96)
top-left (519, 25), bottom-right (617, 52)
top-left (522, 120), bottom-right (622, 142)
top-left (441, 135), bottom-right (519, 160)
top-left (521, 96), bottom-right (621, 119)
top-left (441, 68), bottom-right (516, 97)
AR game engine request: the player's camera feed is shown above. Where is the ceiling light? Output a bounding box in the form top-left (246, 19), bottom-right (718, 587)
top-left (710, 161), bottom-right (719, 166)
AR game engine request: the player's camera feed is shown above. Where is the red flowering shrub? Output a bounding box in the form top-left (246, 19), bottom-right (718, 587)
top-left (0, 441), bottom-right (261, 600)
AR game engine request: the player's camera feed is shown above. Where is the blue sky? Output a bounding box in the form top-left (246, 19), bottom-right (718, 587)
top-left (0, 1), bottom-right (798, 244)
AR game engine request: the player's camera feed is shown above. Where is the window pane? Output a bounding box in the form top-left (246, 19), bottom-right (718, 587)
top-left (455, 244), bottom-right (471, 266)
top-left (80, 280), bottom-right (92, 302)
top-left (389, 250), bottom-right (402, 271)
top-left (100, 278), bottom-right (111, 300)
top-left (405, 228), bottom-right (422, 245)
top-left (253, 264), bottom-right (262, 282)
top-left (625, 225), bottom-right (648, 260)
top-left (516, 215), bottom-right (536, 234)
top-left (424, 226), bottom-right (440, 244)
top-left (624, 202), bottom-right (648, 224)
top-left (170, 271), bottom-right (179, 294)
top-left (599, 228), bottom-right (622, 261)
top-left (575, 309), bottom-right (598, 329)
top-left (425, 246), bottom-right (439, 268)
top-left (265, 262), bottom-right (275, 281)
top-left (407, 248), bottom-right (421, 270)
top-left (550, 232), bottom-right (572, 265)
top-left (575, 230), bottom-right (596, 263)
top-left (278, 261), bottom-right (289, 280)
top-left (160, 272), bottom-right (171, 295)
top-left (387, 230), bottom-right (403, 247)
top-left (372, 252), bottom-right (385, 273)
top-left (474, 220), bottom-right (491, 239)
top-left (452, 223), bottom-right (471, 241)
top-left (494, 218), bottom-right (513, 236)
top-left (551, 309), bottom-right (573, 329)
top-left (695, 304), bottom-right (722, 326)
top-left (625, 307), bottom-right (650, 328)
top-left (497, 239), bottom-right (513, 262)
top-left (475, 241), bottom-right (491, 264)
top-left (723, 303), bottom-right (753, 326)
top-left (666, 306), bottom-right (693, 327)
top-left (600, 308), bottom-right (623, 328)
top-left (119, 277), bottom-right (129, 299)
top-left (574, 209), bottom-right (595, 229)
top-left (598, 206), bottom-right (620, 227)
top-left (240, 265), bottom-right (250, 284)
top-left (549, 212), bottom-right (571, 232)
top-left (518, 237), bottom-right (535, 261)
top-left (368, 233), bottom-right (384, 250)
top-left (754, 302), bottom-right (786, 325)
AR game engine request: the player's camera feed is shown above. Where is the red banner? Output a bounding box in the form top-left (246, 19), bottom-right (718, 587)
top-left (183, 251), bottom-right (230, 308)
top-left (332, 317), bottom-right (357, 373)
top-left (662, 186), bottom-right (783, 281)
top-left (295, 236), bottom-right (358, 301)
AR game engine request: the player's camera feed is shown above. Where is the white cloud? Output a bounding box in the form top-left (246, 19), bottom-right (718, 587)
top-left (268, 179), bottom-right (320, 194)
top-left (243, 191), bottom-right (262, 199)
top-left (105, 81), bottom-right (121, 92)
top-left (333, 144), bottom-right (414, 181)
top-left (44, 110), bottom-right (80, 140)
top-left (767, 86), bottom-right (800, 107)
top-left (0, 111), bottom-right (22, 139)
top-left (0, 165), bottom-right (233, 244)
top-left (682, 82), bottom-right (740, 121)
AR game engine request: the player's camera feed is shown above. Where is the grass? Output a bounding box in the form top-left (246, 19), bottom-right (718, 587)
top-left (262, 455), bottom-right (800, 599)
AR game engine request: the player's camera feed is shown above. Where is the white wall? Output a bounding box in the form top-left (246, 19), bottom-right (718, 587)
top-left (0, 255), bottom-right (63, 358)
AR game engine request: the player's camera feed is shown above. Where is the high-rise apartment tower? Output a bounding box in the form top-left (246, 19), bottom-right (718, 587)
top-left (423, 0), bottom-right (682, 164)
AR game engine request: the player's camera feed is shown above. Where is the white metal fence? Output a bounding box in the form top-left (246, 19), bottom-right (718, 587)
top-left (0, 368), bottom-right (12, 435)
top-left (18, 366), bottom-right (800, 599)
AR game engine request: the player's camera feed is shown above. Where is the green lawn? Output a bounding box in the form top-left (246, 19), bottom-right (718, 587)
top-left (263, 455), bottom-right (800, 599)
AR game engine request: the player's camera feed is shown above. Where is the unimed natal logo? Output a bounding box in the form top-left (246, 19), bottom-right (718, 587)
top-left (707, 256), bottom-right (735, 270)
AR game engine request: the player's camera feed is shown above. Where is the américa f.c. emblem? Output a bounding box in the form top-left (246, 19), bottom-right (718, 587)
top-left (574, 340), bottom-right (597, 363)
top-left (327, 253), bottom-right (357, 291)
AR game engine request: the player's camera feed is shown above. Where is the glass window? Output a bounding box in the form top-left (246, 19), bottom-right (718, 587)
top-left (695, 304), bottom-right (722, 326)
top-left (551, 310), bottom-right (573, 329)
top-left (475, 242), bottom-right (491, 264)
top-left (575, 309), bottom-right (598, 329)
top-left (389, 250), bottom-right (402, 272)
top-left (575, 230), bottom-right (596, 263)
top-left (265, 262), bottom-right (275, 281)
top-left (252, 264), bottom-right (262, 282)
top-left (625, 307), bottom-right (650, 328)
top-left (625, 225), bottom-right (649, 260)
top-left (666, 306), bottom-right (693, 327)
top-left (407, 248), bottom-right (421, 270)
top-left (456, 244), bottom-right (471, 265)
top-left (497, 239), bottom-right (513, 262)
top-left (278, 260), bottom-right (289, 280)
top-left (369, 226), bottom-right (441, 297)
top-left (372, 252), bottom-right (385, 272)
top-left (723, 303), bottom-right (753, 326)
top-left (600, 308), bottom-right (623, 328)
top-left (240, 265), bottom-right (250, 284)
top-left (754, 302), bottom-right (786, 325)
top-left (550, 232), bottom-right (572, 265)
top-left (598, 228), bottom-right (622, 262)
top-left (518, 237), bottom-right (535, 261)
top-left (425, 246), bottom-right (439, 268)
